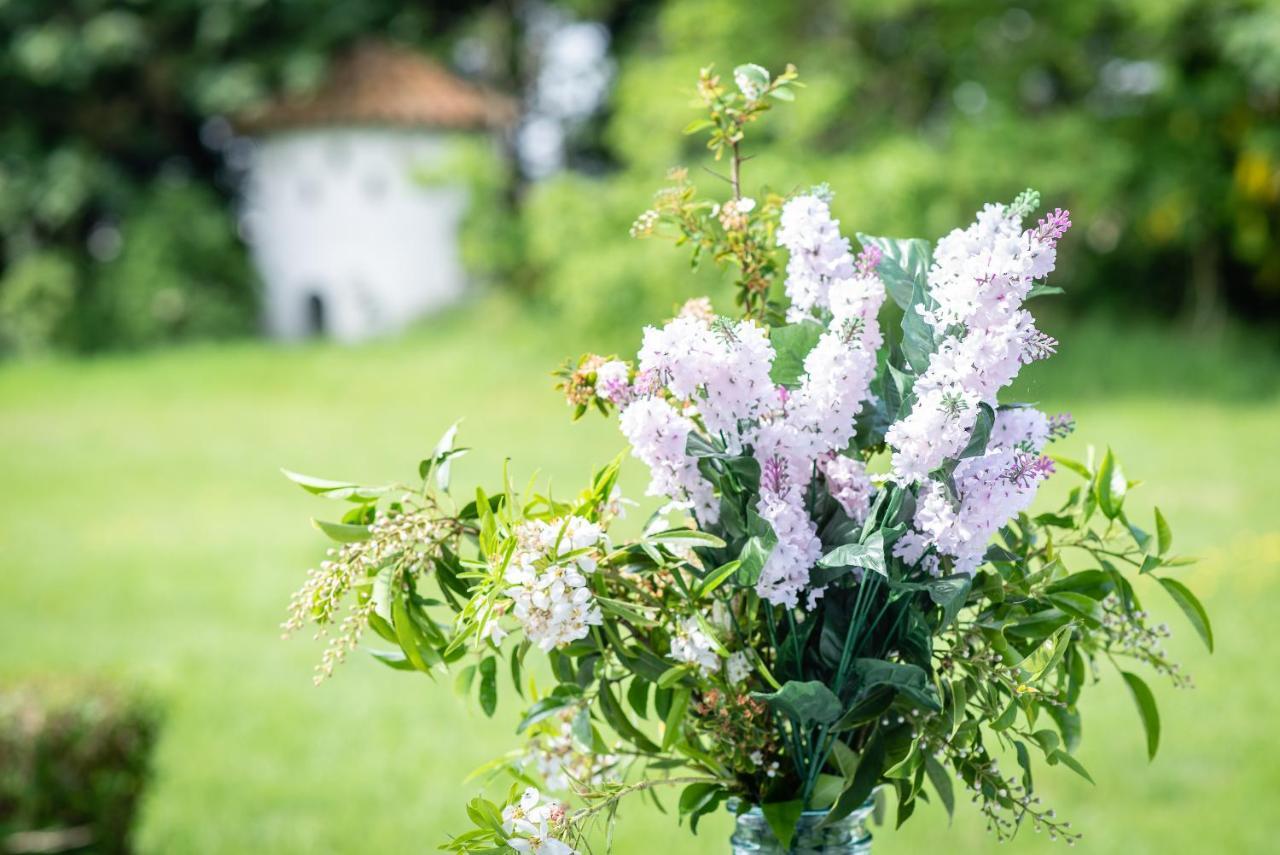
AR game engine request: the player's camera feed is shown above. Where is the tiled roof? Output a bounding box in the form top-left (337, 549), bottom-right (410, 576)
top-left (235, 41), bottom-right (516, 134)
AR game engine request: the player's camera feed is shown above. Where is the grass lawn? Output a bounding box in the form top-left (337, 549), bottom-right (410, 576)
top-left (2, 297), bottom-right (1277, 853)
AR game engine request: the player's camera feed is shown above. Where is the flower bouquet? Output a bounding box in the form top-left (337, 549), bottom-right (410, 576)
top-left (284, 65), bottom-right (1212, 854)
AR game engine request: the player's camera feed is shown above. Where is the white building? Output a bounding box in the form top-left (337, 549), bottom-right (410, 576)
top-left (235, 42), bottom-right (513, 342)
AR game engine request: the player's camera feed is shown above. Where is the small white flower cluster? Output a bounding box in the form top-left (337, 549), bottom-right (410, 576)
top-left (504, 517), bottom-right (606, 651)
top-left (894, 407), bottom-right (1057, 575)
top-left (725, 649), bottom-right (754, 685)
top-left (670, 616), bottom-right (721, 675)
top-left (523, 710), bottom-right (619, 793)
top-left (503, 788), bottom-right (577, 855)
top-left (886, 202), bottom-right (1069, 484)
top-left (749, 749), bottom-right (783, 778)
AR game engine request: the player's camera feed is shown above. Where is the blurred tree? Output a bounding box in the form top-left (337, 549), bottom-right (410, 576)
top-left (0, 0), bottom-right (654, 352)
top-left (528, 0), bottom-right (1280, 335)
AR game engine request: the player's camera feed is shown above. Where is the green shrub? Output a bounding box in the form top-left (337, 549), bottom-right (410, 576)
top-left (0, 251), bottom-right (77, 355)
top-left (90, 178), bottom-right (258, 350)
top-left (0, 682), bottom-right (161, 855)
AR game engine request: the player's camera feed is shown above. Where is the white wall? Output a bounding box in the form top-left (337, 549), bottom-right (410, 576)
top-left (242, 127), bottom-right (470, 342)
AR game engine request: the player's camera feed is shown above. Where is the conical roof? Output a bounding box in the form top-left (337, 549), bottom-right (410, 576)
top-left (236, 40), bottom-right (515, 134)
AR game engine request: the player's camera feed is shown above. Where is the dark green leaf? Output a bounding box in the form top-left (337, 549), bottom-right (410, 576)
top-left (927, 575), bottom-right (972, 629)
top-left (856, 235), bottom-right (931, 311)
top-left (752, 681), bottom-right (842, 725)
top-left (478, 656), bottom-right (498, 717)
top-left (761, 801), bottom-right (804, 851)
top-left (1157, 577), bottom-right (1214, 652)
top-left (1052, 749), bottom-right (1095, 784)
top-left (1121, 670), bottom-right (1161, 760)
top-left (923, 753), bottom-right (955, 821)
top-left (1155, 507), bottom-right (1173, 556)
top-left (769, 322), bottom-right (825, 388)
top-left (821, 735), bottom-right (884, 827)
top-left (817, 531), bottom-right (886, 577)
top-left (847, 659), bottom-right (941, 713)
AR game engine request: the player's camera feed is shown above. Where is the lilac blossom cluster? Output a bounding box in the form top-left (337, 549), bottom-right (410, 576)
top-left (885, 203), bottom-right (1071, 483)
top-left (894, 407), bottom-right (1060, 575)
top-left (606, 190), bottom-right (1073, 602)
top-left (609, 193), bottom-right (886, 607)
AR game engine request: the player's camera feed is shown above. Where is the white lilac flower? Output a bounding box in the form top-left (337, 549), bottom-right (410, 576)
top-left (594, 359), bottom-right (631, 404)
top-left (989, 407), bottom-right (1050, 453)
top-left (777, 194), bottom-right (857, 322)
top-left (819, 454), bottom-right (875, 523)
top-left (886, 202), bottom-right (1070, 485)
top-left (504, 517), bottom-right (605, 651)
top-left (671, 616), bottom-right (720, 675)
top-left (618, 396), bottom-right (718, 524)
top-left (636, 315), bottom-right (777, 454)
top-left (726, 650), bottom-right (753, 684)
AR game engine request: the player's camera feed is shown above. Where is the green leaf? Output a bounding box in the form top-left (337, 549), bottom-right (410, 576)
top-left (1046, 570), bottom-right (1114, 600)
top-left (959, 403), bottom-right (995, 459)
top-left (1157, 577), bottom-right (1214, 652)
top-left (662, 688), bottom-right (690, 751)
top-left (1047, 591), bottom-right (1104, 626)
top-left (682, 118), bottom-right (714, 134)
top-left (733, 63), bottom-right (771, 93)
top-left (752, 681), bottom-right (842, 725)
top-left (927, 575), bottom-right (971, 629)
top-left (678, 783), bottom-right (723, 834)
top-left (1049, 455), bottom-right (1092, 480)
top-left (282, 469), bottom-right (389, 501)
top-left (311, 519), bottom-right (371, 543)
top-left (1094, 447), bottom-right (1126, 519)
top-left (391, 589), bottom-right (431, 673)
top-left (847, 659), bottom-right (941, 713)
top-left (856, 235), bottom-right (931, 311)
top-left (735, 535), bottom-right (773, 586)
top-left (923, 753), bottom-right (955, 821)
top-left (900, 278), bottom-right (937, 374)
top-left (1052, 749), bottom-right (1095, 784)
top-left (817, 531), bottom-right (886, 577)
top-left (1155, 507), bottom-right (1173, 556)
top-left (1016, 624), bottom-right (1073, 682)
top-left (696, 560), bottom-right (742, 597)
top-left (478, 655), bottom-right (498, 717)
top-left (1027, 283), bottom-right (1064, 299)
top-left (769, 322), bottom-right (825, 388)
top-left (991, 697), bottom-right (1019, 731)
top-left (645, 527), bottom-right (726, 548)
top-left (761, 801), bottom-right (803, 850)
top-left (821, 734), bottom-right (884, 827)
top-left (1121, 670), bottom-right (1161, 760)
top-left (368, 649), bottom-right (414, 671)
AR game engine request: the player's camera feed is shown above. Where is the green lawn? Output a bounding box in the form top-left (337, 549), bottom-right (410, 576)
top-left (2, 298), bottom-right (1277, 853)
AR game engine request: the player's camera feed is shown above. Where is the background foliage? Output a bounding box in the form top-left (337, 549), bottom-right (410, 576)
top-left (529, 0), bottom-right (1280, 339)
top-left (2, 0), bottom-right (1278, 354)
top-left (0, 681), bottom-right (160, 854)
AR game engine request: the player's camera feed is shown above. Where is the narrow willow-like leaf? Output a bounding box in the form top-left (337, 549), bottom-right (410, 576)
top-left (1121, 670), bottom-right (1161, 759)
top-left (1157, 576), bottom-right (1214, 652)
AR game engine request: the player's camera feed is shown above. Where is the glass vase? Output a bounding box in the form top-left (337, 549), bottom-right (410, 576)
top-left (729, 798), bottom-right (874, 854)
